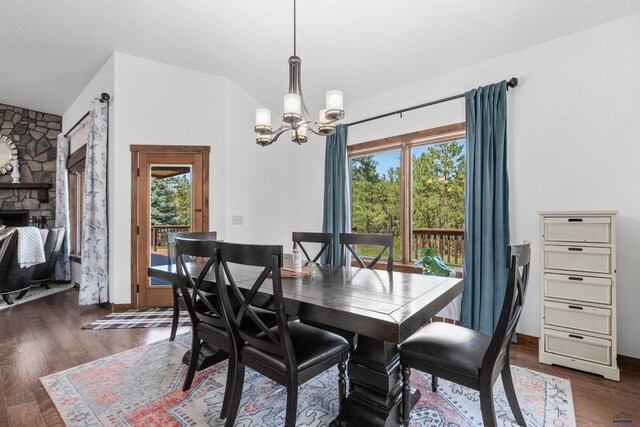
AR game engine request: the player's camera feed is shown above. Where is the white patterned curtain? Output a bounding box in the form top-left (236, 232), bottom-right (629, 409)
top-left (54, 134), bottom-right (71, 281)
top-left (79, 99), bottom-right (109, 305)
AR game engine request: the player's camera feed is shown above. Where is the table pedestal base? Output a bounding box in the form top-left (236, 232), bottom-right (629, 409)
top-left (331, 336), bottom-right (420, 427)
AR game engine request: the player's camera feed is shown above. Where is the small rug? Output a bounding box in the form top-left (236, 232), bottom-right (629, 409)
top-left (41, 334), bottom-right (576, 426)
top-left (0, 282), bottom-right (74, 310)
top-left (82, 307), bottom-right (190, 330)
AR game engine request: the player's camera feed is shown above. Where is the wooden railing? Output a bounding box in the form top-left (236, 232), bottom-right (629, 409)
top-left (412, 228), bottom-right (464, 265)
top-left (151, 225), bottom-right (190, 250)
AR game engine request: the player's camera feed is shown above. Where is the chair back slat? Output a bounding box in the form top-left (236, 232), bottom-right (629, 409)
top-left (215, 242), bottom-right (296, 364)
top-left (168, 231), bottom-right (217, 265)
top-left (175, 237), bottom-right (225, 329)
top-left (339, 233), bottom-right (394, 273)
top-left (481, 241), bottom-right (531, 376)
top-left (292, 232), bottom-right (333, 264)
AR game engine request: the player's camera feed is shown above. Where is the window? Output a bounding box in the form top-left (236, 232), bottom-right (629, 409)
top-left (348, 123), bottom-right (466, 269)
top-left (68, 145), bottom-right (86, 256)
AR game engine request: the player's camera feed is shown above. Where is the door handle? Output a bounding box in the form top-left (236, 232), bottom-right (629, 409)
top-left (194, 208), bottom-right (202, 212)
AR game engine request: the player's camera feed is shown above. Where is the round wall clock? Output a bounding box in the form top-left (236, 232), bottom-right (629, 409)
top-left (0, 135), bottom-right (18, 175)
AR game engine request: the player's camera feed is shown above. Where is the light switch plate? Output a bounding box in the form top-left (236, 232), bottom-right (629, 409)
top-left (232, 215), bottom-right (243, 225)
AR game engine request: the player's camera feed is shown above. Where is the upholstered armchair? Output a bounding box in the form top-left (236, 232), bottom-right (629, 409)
top-left (0, 227), bottom-right (37, 305)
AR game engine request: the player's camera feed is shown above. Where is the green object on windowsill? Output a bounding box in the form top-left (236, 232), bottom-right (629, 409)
top-left (414, 248), bottom-right (454, 277)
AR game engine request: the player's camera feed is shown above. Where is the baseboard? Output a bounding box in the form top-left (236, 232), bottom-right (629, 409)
top-left (104, 302), bottom-right (135, 312)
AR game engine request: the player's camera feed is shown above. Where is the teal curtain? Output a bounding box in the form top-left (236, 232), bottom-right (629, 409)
top-left (322, 124), bottom-right (350, 265)
top-left (461, 81), bottom-right (510, 335)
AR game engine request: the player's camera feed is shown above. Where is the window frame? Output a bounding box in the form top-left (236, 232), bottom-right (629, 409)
top-left (347, 122), bottom-right (466, 270)
top-left (68, 144), bottom-right (86, 258)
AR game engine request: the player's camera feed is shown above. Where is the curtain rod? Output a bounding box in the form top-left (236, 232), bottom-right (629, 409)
top-left (347, 77), bottom-right (518, 127)
top-left (63, 92), bottom-right (111, 138)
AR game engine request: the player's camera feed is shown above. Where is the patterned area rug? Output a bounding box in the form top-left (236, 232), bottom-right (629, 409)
top-left (82, 307), bottom-right (190, 329)
top-left (0, 283), bottom-right (75, 310)
top-left (41, 334), bottom-right (576, 426)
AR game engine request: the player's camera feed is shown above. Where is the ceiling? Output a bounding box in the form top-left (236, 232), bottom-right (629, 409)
top-left (1, 0), bottom-right (639, 116)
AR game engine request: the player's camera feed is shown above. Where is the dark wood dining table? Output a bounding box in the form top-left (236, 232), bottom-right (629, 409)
top-left (149, 263), bottom-right (463, 427)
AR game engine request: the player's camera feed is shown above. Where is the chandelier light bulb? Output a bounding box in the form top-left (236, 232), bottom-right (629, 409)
top-left (255, 108), bottom-right (272, 134)
top-left (255, 108), bottom-right (271, 126)
top-left (284, 94), bottom-right (301, 114)
top-left (326, 90), bottom-right (343, 110)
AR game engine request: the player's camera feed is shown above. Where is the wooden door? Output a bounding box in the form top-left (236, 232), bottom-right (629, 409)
top-left (132, 147), bottom-right (209, 307)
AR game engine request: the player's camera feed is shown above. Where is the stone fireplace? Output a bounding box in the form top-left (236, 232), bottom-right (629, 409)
top-left (0, 103), bottom-right (60, 227)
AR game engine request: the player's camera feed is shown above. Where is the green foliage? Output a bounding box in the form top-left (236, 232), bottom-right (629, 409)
top-left (350, 140), bottom-right (465, 260)
top-left (150, 174), bottom-right (191, 226)
top-left (351, 155), bottom-right (401, 259)
top-left (414, 247), bottom-right (453, 276)
top-left (412, 141), bottom-right (465, 230)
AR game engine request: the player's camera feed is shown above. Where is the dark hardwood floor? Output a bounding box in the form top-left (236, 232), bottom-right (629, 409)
top-left (0, 286), bottom-right (637, 426)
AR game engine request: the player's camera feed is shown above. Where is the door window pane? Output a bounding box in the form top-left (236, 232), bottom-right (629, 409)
top-left (411, 140), bottom-right (465, 264)
top-left (350, 150), bottom-right (401, 260)
top-left (149, 165), bottom-right (192, 286)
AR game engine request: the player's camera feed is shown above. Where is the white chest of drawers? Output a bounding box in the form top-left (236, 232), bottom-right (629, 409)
top-left (538, 211), bottom-right (619, 380)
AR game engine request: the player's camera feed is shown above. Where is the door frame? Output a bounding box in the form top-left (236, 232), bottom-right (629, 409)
top-left (130, 145), bottom-right (210, 308)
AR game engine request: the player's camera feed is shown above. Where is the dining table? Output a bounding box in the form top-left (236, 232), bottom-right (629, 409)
top-left (149, 262), bottom-right (463, 427)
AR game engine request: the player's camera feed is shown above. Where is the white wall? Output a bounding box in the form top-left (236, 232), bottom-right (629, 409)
top-left (285, 13), bottom-right (640, 357)
top-left (223, 79), bottom-right (290, 246)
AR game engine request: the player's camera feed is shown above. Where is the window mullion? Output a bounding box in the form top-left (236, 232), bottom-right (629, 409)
top-left (400, 144), bottom-right (412, 265)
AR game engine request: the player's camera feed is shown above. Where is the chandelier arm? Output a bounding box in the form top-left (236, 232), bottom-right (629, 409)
top-left (271, 124), bottom-right (292, 143)
top-left (307, 126), bottom-right (325, 137)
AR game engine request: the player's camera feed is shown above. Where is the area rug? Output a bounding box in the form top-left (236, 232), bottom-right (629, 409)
top-left (82, 307), bottom-right (190, 329)
top-left (41, 334), bottom-right (576, 427)
top-left (0, 282), bottom-right (74, 310)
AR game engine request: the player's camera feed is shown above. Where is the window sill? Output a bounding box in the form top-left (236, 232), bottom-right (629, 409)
top-left (350, 260), bottom-right (463, 278)
top-left (70, 254), bottom-right (82, 263)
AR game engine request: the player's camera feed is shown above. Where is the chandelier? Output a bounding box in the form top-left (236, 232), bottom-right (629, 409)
top-left (254, 0), bottom-right (345, 146)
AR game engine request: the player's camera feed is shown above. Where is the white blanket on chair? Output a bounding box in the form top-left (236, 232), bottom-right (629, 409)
top-left (17, 227), bottom-right (45, 268)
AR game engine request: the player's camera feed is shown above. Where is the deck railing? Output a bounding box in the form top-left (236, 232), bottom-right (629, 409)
top-left (412, 228), bottom-right (464, 265)
top-left (151, 225), bottom-right (190, 250)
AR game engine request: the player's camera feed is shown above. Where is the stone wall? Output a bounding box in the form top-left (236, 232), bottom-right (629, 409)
top-left (0, 103), bottom-right (60, 226)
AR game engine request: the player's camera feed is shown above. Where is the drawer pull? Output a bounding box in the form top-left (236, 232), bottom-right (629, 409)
top-left (568, 334), bottom-right (584, 339)
top-left (568, 276), bottom-right (584, 281)
top-left (568, 305), bottom-right (583, 310)
top-left (567, 247), bottom-right (583, 252)
top-left (567, 218), bottom-right (583, 222)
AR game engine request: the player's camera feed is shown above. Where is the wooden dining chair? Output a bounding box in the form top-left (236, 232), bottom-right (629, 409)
top-left (174, 237), bottom-right (277, 419)
top-left (214, 241), bottom-right (349, 427)
top-left (167, 230), bottom-right (217, 341)
top-left (399, 242), bottom-right (531, 427)
top-left (340, 232), bottom-right (394, 273)
top-left (292, 231), bottom-right (332, 264)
